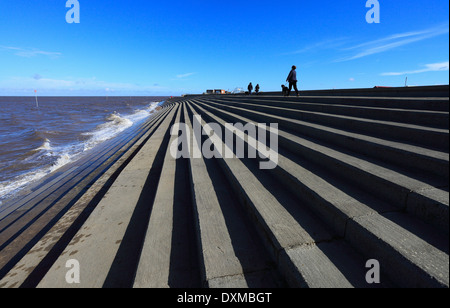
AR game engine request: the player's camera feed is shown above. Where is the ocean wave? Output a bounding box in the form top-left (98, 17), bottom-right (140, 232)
top-left (0, 101), bottom-right (160, 206)
top-left (0, 168), bottom-right (48, 204)
top-left (49, 153), bottom-right (73, 173)
top-left (82, 112), bottom-right (133, 152)
top-left (81, 101), bottom-right (159, 152)
top-left (36, 138), bottom-right (52, 151)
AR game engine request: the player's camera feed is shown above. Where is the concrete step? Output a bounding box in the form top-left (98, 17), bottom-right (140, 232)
top-left (256, 85), bottom-right (449, 99)
top-left (197, 97), bottom-right (449, 152)
top-left (181, 104), bottom-right (281, 288)
top-left (195, 99), bottom-right (449, 182)
top-left (186, 101), bottom-right (394, 288)
top-left (33, 105), bottom-right (180, 288)
top-left (191, 100), bottom-right (449, 234)
top-left (215, 96), bottom-right (449, 129)
top-left (218, 95), bottom-right (449, 112)
top-left (133, 105), bottom-right (201, 288)
top-left (188, 101), bottom-right (449, 288)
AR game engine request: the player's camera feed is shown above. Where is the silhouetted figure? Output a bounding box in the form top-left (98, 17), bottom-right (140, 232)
top-left (281, 84), bottom-right (289, 96)
top-left (286, 66), bottom-right (299, 97)
top-left (248, 82), bottom-right (253, 95)
top-left (255, 84), bottom-right (260, 95)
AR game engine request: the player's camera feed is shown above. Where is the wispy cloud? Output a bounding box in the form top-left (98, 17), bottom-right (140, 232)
top-left (0, 76), bottom-right (167, 93)
top-left (0, 46), bottom-right (62, 58)
top-left (336, 23), bottom-right (449, 62)
top-left (282, 37), bottom-right (349, 55)
top-left (381, 61), bottom-right (449, 76)
top-left (176, 72), bottom-right (196, 79)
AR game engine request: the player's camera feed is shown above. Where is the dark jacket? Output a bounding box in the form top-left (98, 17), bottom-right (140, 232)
top-left (286, 70), bottom-right (297, 82)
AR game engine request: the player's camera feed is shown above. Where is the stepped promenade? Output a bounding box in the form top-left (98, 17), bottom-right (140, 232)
top-left (0, 85), bottom-right (448, 288)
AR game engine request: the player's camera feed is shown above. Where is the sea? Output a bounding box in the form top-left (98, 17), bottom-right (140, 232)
top-left (0, 96), bottom-right (167, 206)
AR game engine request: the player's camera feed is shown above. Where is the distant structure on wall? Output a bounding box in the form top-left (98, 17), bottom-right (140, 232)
top-left (205, 89), bottom-right (227, 95)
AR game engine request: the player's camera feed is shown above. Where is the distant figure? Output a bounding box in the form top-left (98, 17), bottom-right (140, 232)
top-left (286, 65), bottom-right (299, 97)
top-left (255, 84), bottom-right (260, 95)
top-left (281, 84), bottom-right (289, 96)
top-left (248, 82), bottom-right (253, 95)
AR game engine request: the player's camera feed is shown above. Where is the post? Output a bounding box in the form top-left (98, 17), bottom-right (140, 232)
top-left (34, 90), bottom-right (39, 108)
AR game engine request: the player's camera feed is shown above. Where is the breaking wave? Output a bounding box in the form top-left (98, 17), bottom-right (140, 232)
top-left (0, 101), bottom-right (160, 206)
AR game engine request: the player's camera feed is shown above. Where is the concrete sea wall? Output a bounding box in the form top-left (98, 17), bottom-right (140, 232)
top-left (0, 86), bottom-right (448, 288)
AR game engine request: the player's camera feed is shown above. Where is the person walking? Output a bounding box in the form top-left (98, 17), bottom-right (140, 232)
top-left (286, 65), bottom-right (299, 97)
top-left (255, 84), bottom-right (260, 95)
top-left (248, 82), bottom-right (253, 95)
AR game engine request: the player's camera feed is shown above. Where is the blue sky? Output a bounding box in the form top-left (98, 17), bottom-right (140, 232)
top-left (0, 0), bottom-right (448, 96)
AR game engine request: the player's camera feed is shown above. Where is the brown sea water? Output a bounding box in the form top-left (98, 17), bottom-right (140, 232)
top-left (0, 96), bottom-right (167, 205)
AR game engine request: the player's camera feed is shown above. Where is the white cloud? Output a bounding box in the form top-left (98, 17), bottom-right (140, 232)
top-left (381, 61), bottom-right (449, 76)
top-left (176, 72), bottom-right (196, 79)
top-left (0, 46), bottom-right (62, 58)
top-left (283, 37), bottom-right (349, 55)
top-left (0, 76), bottom-right (167, 93)
top-left (336, 23), bottom-right (449, 62)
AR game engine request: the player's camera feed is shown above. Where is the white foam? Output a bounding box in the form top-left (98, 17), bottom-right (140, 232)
top-left (82, 102), bottom-right (159, 152)
top-left (82, 112), bottom-right (133, 152)
top-left (37, 138), bottom-right (52, 151)
top-left (0, 168), bottom-right (48, 201)
top-left (0, 150), bottom-right (81, 202)
top-left (125, 102), bottom-right (159, 123)
top-left (49, 153), bottom-right (73, 173)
